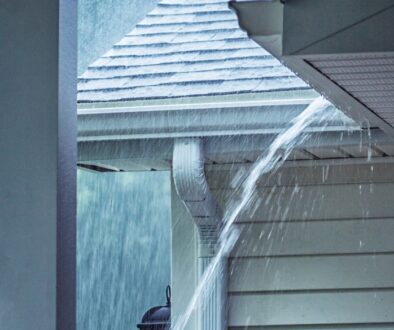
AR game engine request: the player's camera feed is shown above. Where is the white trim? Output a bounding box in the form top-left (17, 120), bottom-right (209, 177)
top-left (77, 98), bottom-right (314, 115)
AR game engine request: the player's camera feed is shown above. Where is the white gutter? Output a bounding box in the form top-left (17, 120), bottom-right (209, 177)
top-left (78, 97), bottom-right (357, 142)
top-left (77, 98), bottom-right (314, 115)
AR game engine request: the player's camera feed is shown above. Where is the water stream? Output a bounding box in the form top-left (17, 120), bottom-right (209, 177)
top-left (172, 96), bottom-right (333, 330)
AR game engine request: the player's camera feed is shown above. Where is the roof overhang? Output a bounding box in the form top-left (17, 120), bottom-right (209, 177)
top-left (77, 92), bottom-right (394, 172)
top-left (230, 0), bottom-right (394, 139)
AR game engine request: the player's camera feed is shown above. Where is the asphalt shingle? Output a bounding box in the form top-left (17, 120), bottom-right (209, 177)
top-left (78, 0), bottom-right (309, 103)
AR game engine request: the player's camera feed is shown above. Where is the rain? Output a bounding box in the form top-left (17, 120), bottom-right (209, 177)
top-left (76, 0), bottom-right (394, 329)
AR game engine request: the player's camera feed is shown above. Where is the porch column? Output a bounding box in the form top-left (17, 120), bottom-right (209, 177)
top-left (0, 1), bottom-right (77, 329)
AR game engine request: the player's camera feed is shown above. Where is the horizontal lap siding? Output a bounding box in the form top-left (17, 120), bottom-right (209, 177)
top-left (229, 291), bottom-right (394, 327)
top-left (234, 183), bottom-right (394, 222)
top-left (207, 163), bottom-right (394, 190)
top-left (231, 219), bottom-right (394, 257)
top-left (208, 163), bottom-right (394, 329)
top-left (229, 254), bottom-right (394, 292)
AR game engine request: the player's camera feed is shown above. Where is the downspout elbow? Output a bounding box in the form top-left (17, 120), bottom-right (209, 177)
top-left (172, 138), bottom-right (222, 256)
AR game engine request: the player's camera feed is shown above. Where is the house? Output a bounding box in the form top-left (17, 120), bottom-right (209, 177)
top-left (77, 0), bottom-right (394, 329)
top-left (3, 0), bottom-right (394, 328)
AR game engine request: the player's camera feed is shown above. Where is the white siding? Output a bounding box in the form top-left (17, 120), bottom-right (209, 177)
top-left (229, 254), bottom-right (394, 292)
top-left (229, 291), bottom-right (394, 326)
top-left (209, 162), bottom-right (394, 329)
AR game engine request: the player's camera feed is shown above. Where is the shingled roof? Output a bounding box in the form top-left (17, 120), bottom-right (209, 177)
top-left (77, 0), bottom-right (309, 103)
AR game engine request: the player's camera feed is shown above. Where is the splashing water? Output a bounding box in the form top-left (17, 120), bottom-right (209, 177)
top-left (172, 96), bottom-right (333, 330)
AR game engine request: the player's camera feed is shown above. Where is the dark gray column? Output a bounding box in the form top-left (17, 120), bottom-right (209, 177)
top-left (0, 1), bottom-right (77, 329)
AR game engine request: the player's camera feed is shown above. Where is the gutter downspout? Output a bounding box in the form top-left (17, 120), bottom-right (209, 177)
top-left (173, 138), bottom-right (227, 330)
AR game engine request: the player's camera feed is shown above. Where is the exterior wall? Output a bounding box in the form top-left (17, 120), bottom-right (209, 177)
top-left (207, 162), bottom-right (394, 329)
top-left (172, 161), bottom-right (394, 329)
top-left (0, 1), bottom-right (77, 329)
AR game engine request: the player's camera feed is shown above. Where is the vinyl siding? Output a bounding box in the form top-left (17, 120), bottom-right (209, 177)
top-left (208, 162), bottom-right (394, 329)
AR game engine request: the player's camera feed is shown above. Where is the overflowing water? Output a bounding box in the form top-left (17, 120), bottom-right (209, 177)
top-left (172, 96), bottom-right (333, 330)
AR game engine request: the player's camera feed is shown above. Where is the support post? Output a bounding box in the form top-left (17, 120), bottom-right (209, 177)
top-left (0, 1), bottom-right (77, 329)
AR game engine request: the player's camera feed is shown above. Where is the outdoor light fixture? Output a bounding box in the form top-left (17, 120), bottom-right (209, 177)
top-left (137, 286), bottom-right (171, 330)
